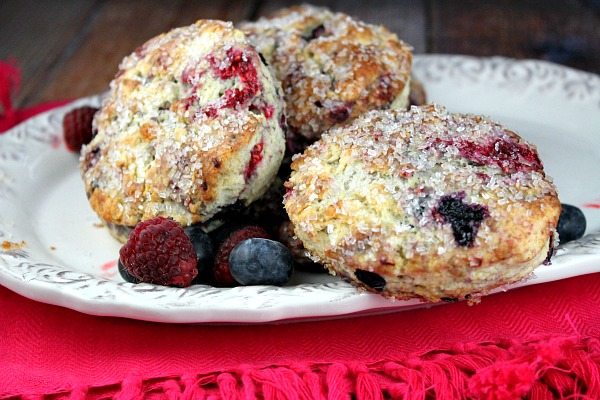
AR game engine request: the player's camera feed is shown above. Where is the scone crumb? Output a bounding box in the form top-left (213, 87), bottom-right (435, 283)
top-left (1, 240), bottom-right (26, 251)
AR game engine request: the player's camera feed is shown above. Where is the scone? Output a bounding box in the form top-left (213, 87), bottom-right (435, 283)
top-left (240, 5), bottom-right (413, 144)
top-left (81, 20), bottom-right (286, 242)
top-left (284, 105), bottom-right (560, 302)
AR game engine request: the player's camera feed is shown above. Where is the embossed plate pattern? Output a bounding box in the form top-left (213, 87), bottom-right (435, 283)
top-left (1, 55), bottom-right (599, 323)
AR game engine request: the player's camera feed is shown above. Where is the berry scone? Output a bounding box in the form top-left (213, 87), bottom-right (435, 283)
top-left (284, 105), bottom-right (560, 302)
top-left (80, 20), bottom-right (286, 242)
top-left (240, 4), bottom-right (413, 147)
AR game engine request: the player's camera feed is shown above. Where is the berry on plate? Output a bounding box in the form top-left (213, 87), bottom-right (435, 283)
top-left (557, 204), bottom-right (586, 244)
top-left (184, 225), bottom-right (214, 284)
top-left (212, 225), bottom-right (270, 286)
top-left (119, 216), bottom-right (198, 287)
top-left (118, 259), bottom-right (140, 283)
top-left (229, 238), bottom-right (293, 286)
top-left (63, 106), bottom-right (98, 152)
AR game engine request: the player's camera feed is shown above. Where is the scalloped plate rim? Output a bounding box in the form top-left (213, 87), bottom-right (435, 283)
top-left (0, 54), bottom-right (599, 324)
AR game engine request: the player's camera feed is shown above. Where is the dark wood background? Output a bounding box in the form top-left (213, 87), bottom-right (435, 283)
top-left (2, 0), bottom-right (599, 108)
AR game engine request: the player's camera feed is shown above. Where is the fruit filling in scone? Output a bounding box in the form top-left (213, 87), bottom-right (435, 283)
top-left (432, 193), bottom-right (489, 248)
top-left (284, 105), bottom-right (561, 302)
top-left (240, 4), bottom-right (413, 146)
top-left (79, 20), bottom-right (286, 242)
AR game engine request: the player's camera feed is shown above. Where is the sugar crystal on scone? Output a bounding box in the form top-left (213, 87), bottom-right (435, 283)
top-left (241, 4), bottom-right (413, 144)
top-left (284, 105), bottom-right (560, 302)
top-left (80, 20), bottom-right (285, 242)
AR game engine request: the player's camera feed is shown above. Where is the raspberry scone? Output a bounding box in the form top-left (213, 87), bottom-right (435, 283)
top-left (81, 20), bottom-right (285, 242)
top-left (284, 105), bottom-right (560, 302)
top-left (240, 5), bottom-right (413, 145)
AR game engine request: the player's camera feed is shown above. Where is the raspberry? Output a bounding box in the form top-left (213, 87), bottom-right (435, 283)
top-left (328, 103), bottom-right (351, 123)
top-left (63, 106), bottom-right (98, 152)
top-left (244, 141), bottom-right (264, 179)
top-left (213, 225), bottom-right (270, 286)
top-left (249, 102), bottom-right (274, 119)
top-left (207, 48), bottom-right (261, 114)
top-left (432, 136), bottom-right (542, 174)
top-left (119, 217), bottom-right (198, 287)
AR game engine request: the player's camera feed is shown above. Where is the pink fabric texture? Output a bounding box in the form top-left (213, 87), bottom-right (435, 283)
top-left (1, 61), bottom-right (600, 399)
top-left (2, 274), bottom-right (600, 399)
top-left (0, 60), bottom-right (69, 133)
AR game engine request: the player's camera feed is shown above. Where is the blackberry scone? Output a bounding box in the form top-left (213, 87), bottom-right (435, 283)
top-left (284, 105), bottom-right (560, 302)
top-left (240, 4), bottom-right (413, 145)
top-left (81, 20), bottom-right (286, 242)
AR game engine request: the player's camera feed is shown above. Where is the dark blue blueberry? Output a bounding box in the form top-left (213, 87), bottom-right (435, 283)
top-left (557, 203), bottom-right (586, 244)
top-left (184, 225), bottom-right (215, 283)
top-left (304, 24), bottom-right (325, 41)
top-left (440, 297), bottom-right (459, 303)
top-left (354, 269), bottom-right (386, 291)
top-left (435, 194), bottom-right (489, 247)
top-left (118, 259), bottom-right (140, 283)
top-left (544, 232), bottom-right (555, 265)
top-left (229, 238), bottom-right (293, 286)
top-left (258, 52), bottom-right (268, 66)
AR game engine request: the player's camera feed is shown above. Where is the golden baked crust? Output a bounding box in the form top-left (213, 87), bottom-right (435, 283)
top-left (80, 20), bottom-right (285, 235)
top-left (240, 5), bottom-right (413, 141)
top-left (284, 105), bottom-right (560, 302)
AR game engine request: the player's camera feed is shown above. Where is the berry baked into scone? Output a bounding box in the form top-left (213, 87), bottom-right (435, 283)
top-left (284, 105), bottom-right (560, 302)
top-left (80, 20), bottom-right (285, 242)
top-left (240, 5), bottom-right (413, 148)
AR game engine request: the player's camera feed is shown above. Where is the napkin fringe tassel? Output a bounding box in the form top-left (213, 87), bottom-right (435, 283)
top-left (9, 335), bottom-right (599, 399)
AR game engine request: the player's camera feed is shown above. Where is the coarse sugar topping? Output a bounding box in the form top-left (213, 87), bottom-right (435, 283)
top-left (285, 104), bottom-right (558, 262)
top-left (240, 4), bottom-right (413, 140)
top-left (81, 20), bottom-right (285, 228)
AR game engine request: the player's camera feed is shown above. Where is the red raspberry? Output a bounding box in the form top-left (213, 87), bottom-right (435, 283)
top-left (213, 226), bottom-right (270, 286)
top-left (119, 217), bottom-right (198, 287)
top-left (244, 141), bottom-right (264, 180)
top-left (63, 106), bottom-right (98, 152)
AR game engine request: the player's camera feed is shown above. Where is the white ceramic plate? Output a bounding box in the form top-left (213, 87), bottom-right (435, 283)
top-left (1, 55), bottom-right (599, 323)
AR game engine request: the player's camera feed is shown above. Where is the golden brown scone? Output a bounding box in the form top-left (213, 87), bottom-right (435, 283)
top-left (284, 105), bottom-right (560, 302)
top-left (80, 20), bottom-right (285, 241)
top-left (240, 4), bottom-right (413, 143)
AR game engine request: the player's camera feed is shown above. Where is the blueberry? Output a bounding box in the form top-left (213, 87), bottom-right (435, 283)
top-left (184, 225), bottom-right (214, 283)
top-left (435, 194), bottom-right (489, 247)
top-left (354, 269), bottom-right (386, 291)
top-left (557, 204), bottom-right (586, 244)
top-left (229, 238), bottom-right (293, 286)
top-left (440, 297), bottom-right (459, 303)
top-left (304, 24), bottom-right (325, 41)
top-left (258, 52), bottom-right (268, 66)
top-left (118, 259), bottom-right (140, 283)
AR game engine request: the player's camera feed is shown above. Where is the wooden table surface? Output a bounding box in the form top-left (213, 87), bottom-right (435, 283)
top-left (2, 0), bottom-right (599, 108)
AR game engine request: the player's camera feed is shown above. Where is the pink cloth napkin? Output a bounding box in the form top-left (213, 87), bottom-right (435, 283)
top-left (0, 60), bottom-right (69, 133)
top-left (1, 275), bottom-right (600, 399)
top-left (2, 59), bottom-right (600, 399)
